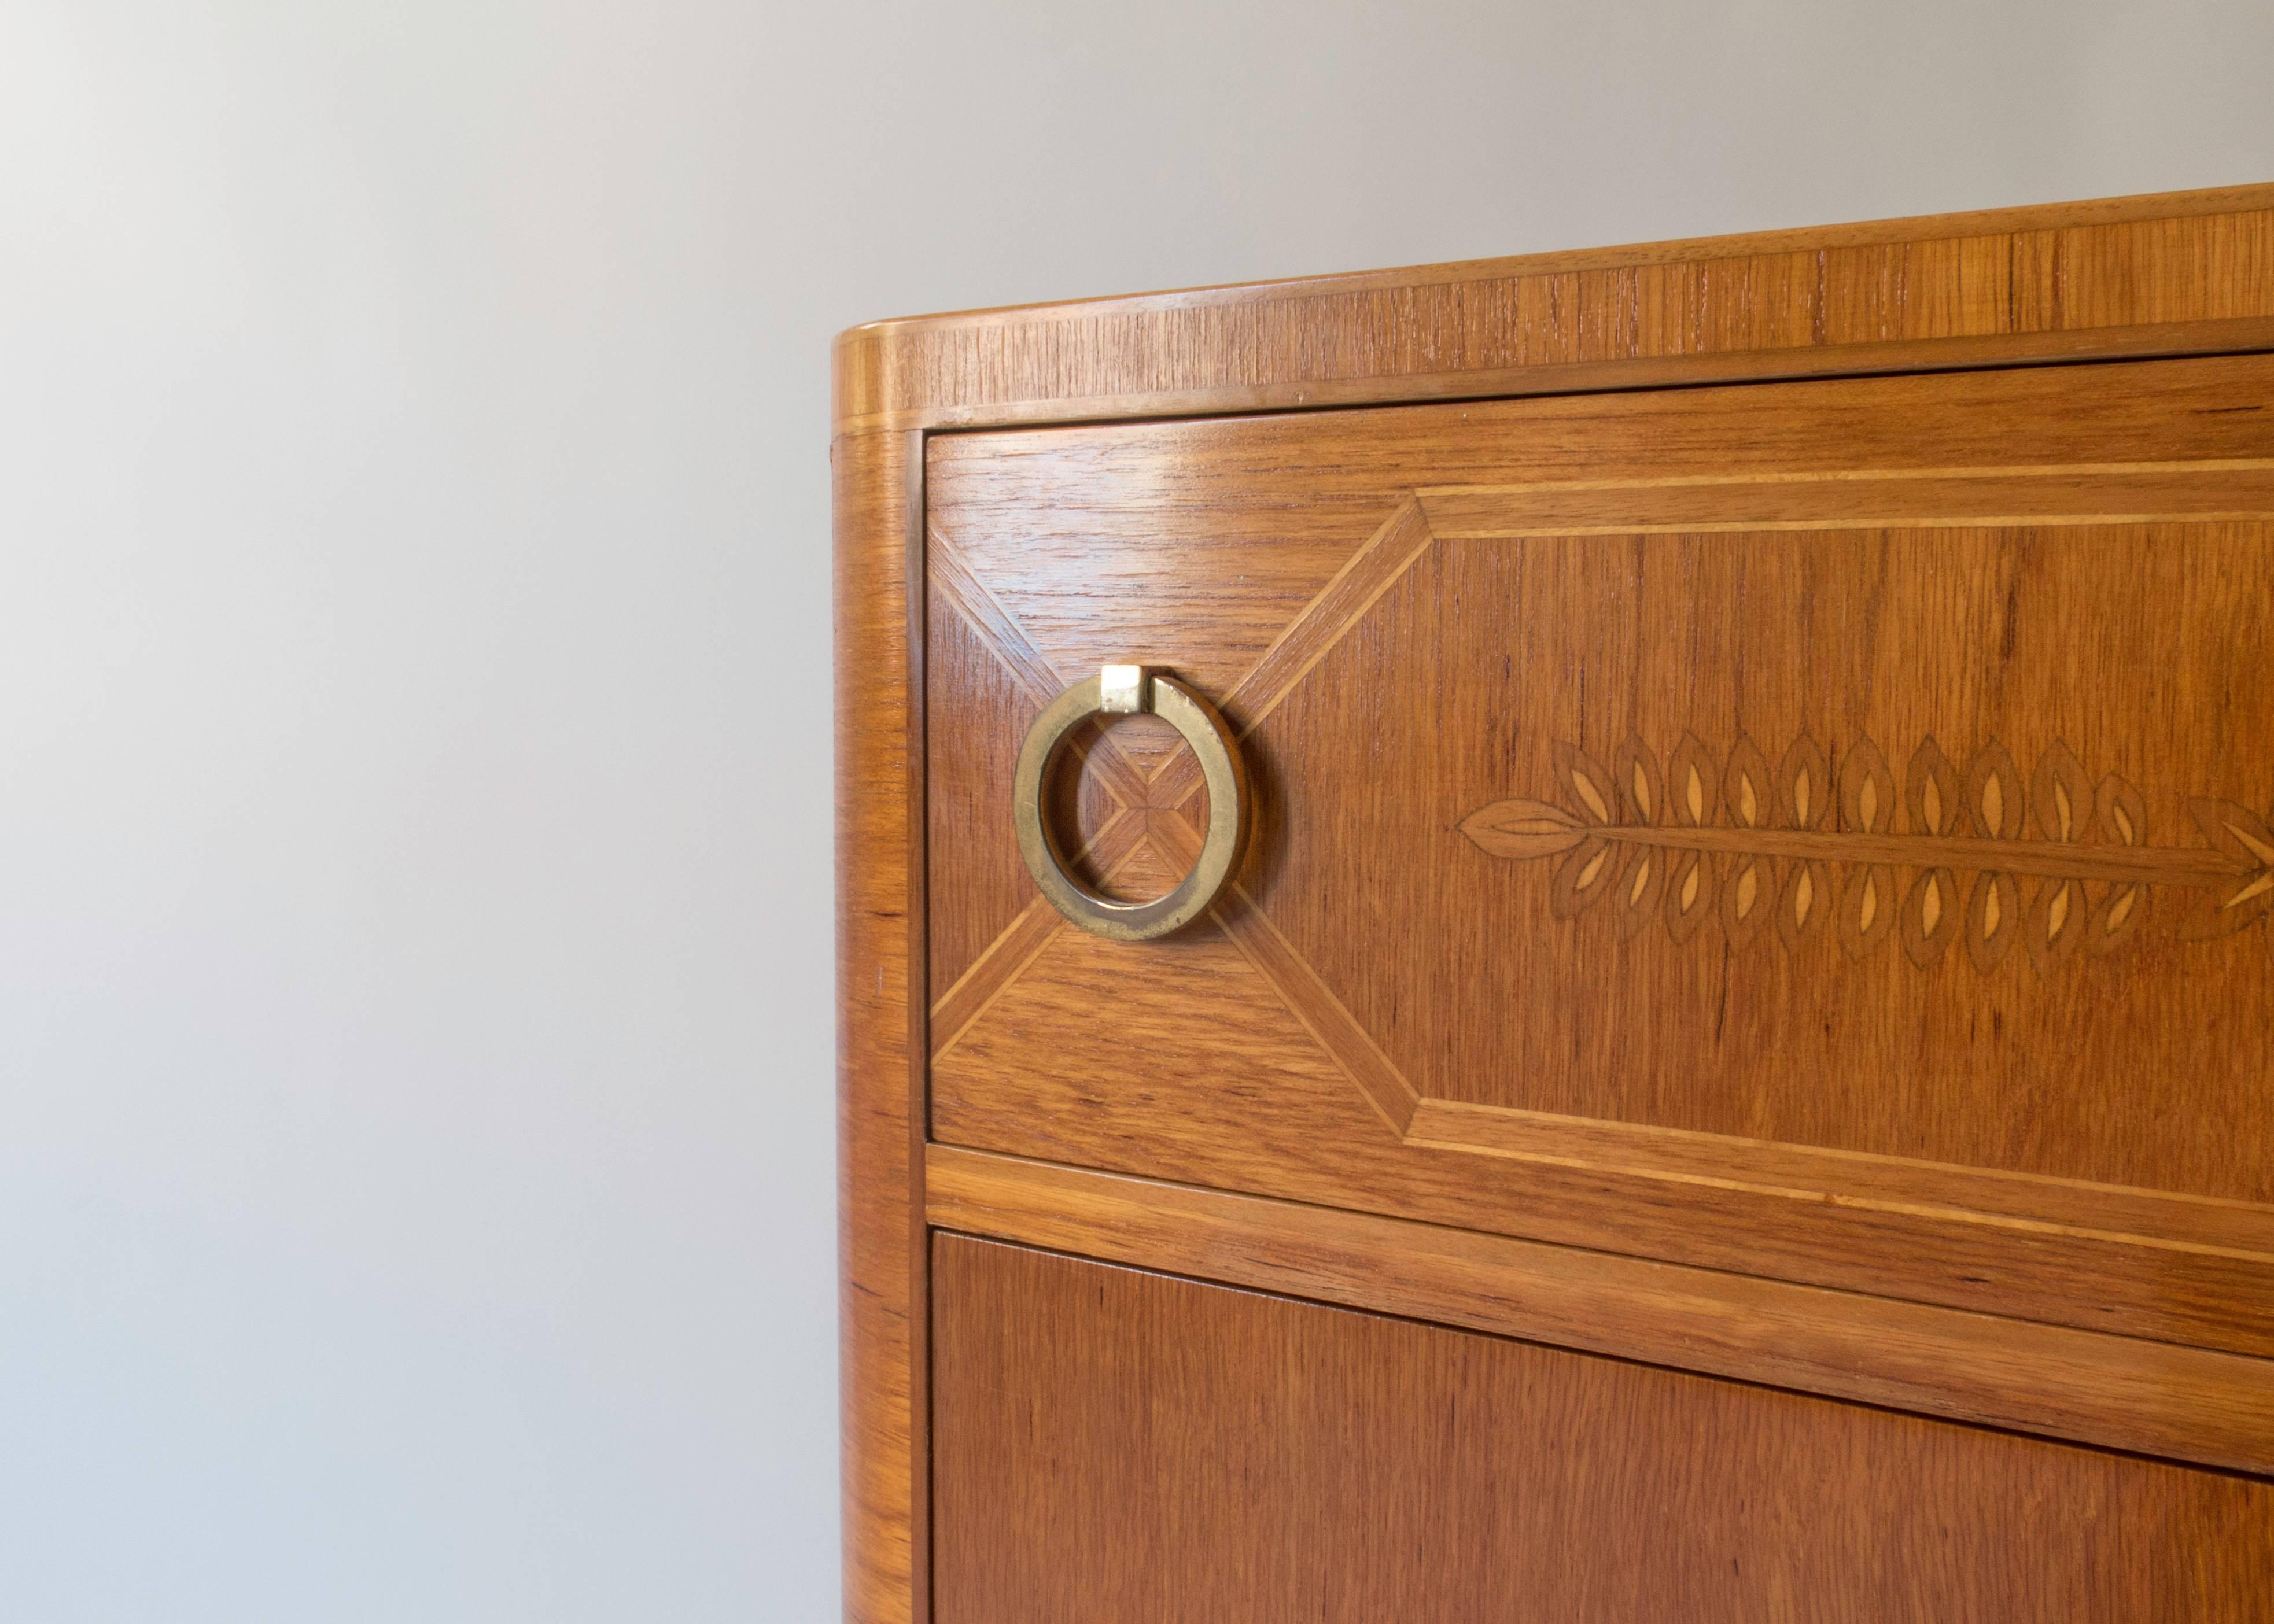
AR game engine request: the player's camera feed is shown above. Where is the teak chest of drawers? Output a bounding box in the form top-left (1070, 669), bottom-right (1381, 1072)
top-left (834, 186), bottom-right (2274, 1622)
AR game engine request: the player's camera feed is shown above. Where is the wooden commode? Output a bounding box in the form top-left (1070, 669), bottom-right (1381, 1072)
top-left (836, 185), bottom-right (2274, 1621)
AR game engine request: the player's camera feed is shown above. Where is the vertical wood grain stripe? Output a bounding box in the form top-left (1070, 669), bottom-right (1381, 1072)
top-left (924, 1145), bottom-right (2274, 1477)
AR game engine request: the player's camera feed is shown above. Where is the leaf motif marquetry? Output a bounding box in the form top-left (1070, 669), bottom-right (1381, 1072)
top-left (1608, 735), bottom-right (1668, 942)
top-left (1717, 735), bottom-right (1778, 950)
top-left (2174, 804), bottom-right (2274, 978)
top-left (1834, 738), bottom-right (1899, 958)
top-left (1966, 869), bottom-right (2022, 973)
top-left (1661, 735), bottom-right (1719, 944)
top-left (2089, 774), bottom-right (2155, 959)
top-left (1462, 734), bottom-right (2268, 975)
top-left (928, 407), bottom-right (2274, 1370)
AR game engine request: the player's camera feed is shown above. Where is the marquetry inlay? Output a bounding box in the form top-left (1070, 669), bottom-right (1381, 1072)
top-left (1462, 736), bottom-right (2274, 970)
top-left (926, 408), bottom-right (2274, 1318)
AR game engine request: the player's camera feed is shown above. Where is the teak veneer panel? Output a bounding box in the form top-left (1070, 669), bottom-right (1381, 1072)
top-left (838, 184), bottom-right (2274, 431)
top-left (931, 1235), bottom-right (2274, 1624)
top-left (926, 353), bottom-right (2274, 1363)
top-left (1265, 500), bottom-right (2273, 1181)
top-left (930, 890), bottom-right (2274, 1360)
top-left (927, 1146), bottom-right (2274, 1474)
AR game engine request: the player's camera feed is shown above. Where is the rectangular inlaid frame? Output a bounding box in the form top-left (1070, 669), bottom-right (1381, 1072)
top-left (838, 183), bottom-right (2274, 1624)
top-left (1398, 463), bottom-right (2274, 1258)
top-left (916, 426), bottom-right (2274, 1376)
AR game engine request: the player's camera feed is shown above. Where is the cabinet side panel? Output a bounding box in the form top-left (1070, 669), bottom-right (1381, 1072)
top-left (835, 427), bottom-right (921, 1624)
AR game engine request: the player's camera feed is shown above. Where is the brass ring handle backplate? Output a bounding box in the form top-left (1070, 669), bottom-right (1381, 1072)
top-left (1013, 665), bottom-right (1250, 942)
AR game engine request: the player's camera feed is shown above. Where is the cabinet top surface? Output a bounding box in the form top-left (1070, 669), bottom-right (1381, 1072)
top-left (830, 182), bottom-right (2274, 434)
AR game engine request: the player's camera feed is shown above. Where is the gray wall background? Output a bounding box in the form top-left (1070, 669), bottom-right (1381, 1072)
top-left (1, 2), bottom-right (2266, 1618)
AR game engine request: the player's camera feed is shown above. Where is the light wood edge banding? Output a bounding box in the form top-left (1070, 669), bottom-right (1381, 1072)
top-left (1214, 883), bottom-right (1421, 1134)
top-left (1414, 455), bottom-right (2274, 496)
top-left (926, 1145), bottom-right (2274, 1477)
top-left (1151, 498), bottom-right (1438, 808)
top-left (925, 523), bottom-right (1152, 809)
top-left (928, 810), bottom-right (1147, 1057)
top-left (1224, 498), bottom-right (1438, 739)
top-left (1418, 460), bottom-right (2274, 537)
top-left (1406, 1101), bottom-right (2274, 1263)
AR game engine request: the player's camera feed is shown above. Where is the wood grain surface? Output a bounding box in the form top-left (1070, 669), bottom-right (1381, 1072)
top-left (837, 186), bottom-right (2274, 1623)
top-left (931, 1234), bottom-right (2274, 1623)
top-left (838, 184), bottom-right (2274, 432)
top-left (835, 429), bottom-right (923, 1624)
top-left (927, 1145), bottom-right (2274, 1473)
top-left (926, 353), bottom-right (2274, 1363)
top-left (930, 900), bottom-right (2274, 1354)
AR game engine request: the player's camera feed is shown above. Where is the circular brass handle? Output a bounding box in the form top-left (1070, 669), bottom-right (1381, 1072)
top-left (1013, 666), bottom-right (1250, 942)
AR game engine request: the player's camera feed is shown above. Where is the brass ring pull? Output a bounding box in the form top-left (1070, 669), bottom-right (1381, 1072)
top-left (1013, 665), bottom-right (1250, 942)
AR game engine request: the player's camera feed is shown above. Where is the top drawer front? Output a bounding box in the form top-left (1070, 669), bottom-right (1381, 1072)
top-left (922, 354), bottom-right (2274, 1359)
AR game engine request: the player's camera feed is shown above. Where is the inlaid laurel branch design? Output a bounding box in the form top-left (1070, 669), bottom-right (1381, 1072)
top-left (1461, 735), bottom-right (2274, 971)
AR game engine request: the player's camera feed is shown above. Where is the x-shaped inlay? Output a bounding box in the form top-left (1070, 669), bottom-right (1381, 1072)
top-left (924, 497), bottom-right (1433, 1134)
top-left (919, 455), bottom-right (2274, 1287)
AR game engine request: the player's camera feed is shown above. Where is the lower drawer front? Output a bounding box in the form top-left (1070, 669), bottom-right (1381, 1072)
top-left (931, 1235), bottom-right (2273, 1623)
